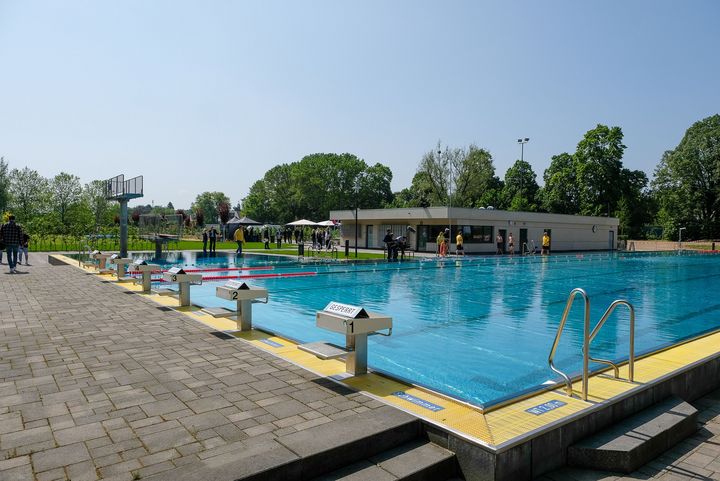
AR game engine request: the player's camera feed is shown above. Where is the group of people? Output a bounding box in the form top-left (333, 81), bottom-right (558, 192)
top-left (436, 228), bottom-right (462, 257)
top-left (433, 228), bottom-right (551, 256)
top-left (495, 231), bottom-right (551, 255)
top-left (494, 232), bottom-right (515, 255)
top-left (201, 227), bottom-right (219, 253)
top-left (0, 215), bottom-right (30, 273)
top-left (383, 229), bottom-right (411, 261)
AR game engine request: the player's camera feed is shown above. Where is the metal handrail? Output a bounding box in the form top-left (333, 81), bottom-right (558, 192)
top-left (522, 240), bottom-right (537, 255)
top-left (586, 300), bottom-right (635, 387)
top-left (548, 288), bottom-right (590, 396)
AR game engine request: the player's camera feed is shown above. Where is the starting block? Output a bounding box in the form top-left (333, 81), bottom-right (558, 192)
top-left (203, 280), bottom-right (268, 331)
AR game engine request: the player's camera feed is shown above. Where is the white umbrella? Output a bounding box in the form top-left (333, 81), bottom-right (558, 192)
top-left (286, 219), bottom-right (318, 226)
top-left (317, 220), bottom-right (338, 226)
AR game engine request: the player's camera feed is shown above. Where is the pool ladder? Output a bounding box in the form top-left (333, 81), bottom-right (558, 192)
top-left (548, 288), bottom-right (635, 401)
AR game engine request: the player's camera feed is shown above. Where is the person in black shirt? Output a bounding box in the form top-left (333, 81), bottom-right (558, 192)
top-left (383, 229), bottom-right (397, 261)
top-left (208, 227), bottom-right (217, 253)
top-left (0, 215), bottom-right (23, 273)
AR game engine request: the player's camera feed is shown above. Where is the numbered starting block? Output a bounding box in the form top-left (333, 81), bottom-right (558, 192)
top-left (93, 251), bottom-right (115, 274)
top-left (202, 280), bottom-right (268, 331)
top-left (110, 255), bottom-right (135, 282)
top-left (131, 260), bottom-right (160, 293)
top-left (159, 267), bottom-right (202, 307)
top-left (299, 302), bottom-right (392, 375)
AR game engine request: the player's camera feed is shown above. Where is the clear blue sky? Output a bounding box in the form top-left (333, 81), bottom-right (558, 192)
top-left (1, 1), bottom-right (718, 210)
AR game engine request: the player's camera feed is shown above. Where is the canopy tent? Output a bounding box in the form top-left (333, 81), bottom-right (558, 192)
top-left (228, 216), bottom-right (261, 225)
top-left (286, 219), bottom-right (318, 226)
top-left (317, 220), bottom-right (340, 226)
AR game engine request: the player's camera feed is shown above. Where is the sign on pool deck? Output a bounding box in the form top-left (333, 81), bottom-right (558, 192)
top-left (392, 391), bottom-right (445, 412)
top-left (525, 399), bottom-right (567, 415)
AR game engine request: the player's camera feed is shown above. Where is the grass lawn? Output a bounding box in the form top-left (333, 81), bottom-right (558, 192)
top-left (28, 235), bottom-right (387, 259)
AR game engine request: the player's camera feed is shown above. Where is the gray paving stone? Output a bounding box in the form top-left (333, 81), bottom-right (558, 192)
top-left (0, 425), bottom-right (53, 449)
top-left (263, 398), bottom-right (311, 419)
top-left (140, 396), bottom-right (187, 417)
top-left (65, 459), bottom-right (100, 481)
top-left (0, 412), bottom-right (23, 434)
top-left (0, 463), bottom-right (34, 481)
top-left (54, 421), bottom-right (106, 445)
top-left (31, 442), bottom-right (91, 472)
top-left (141, 426), bottom-right (196, 453)
top-left (185, 395), bottom-right (232, 414)
top-left (179, 410), bottom-right (228, 431)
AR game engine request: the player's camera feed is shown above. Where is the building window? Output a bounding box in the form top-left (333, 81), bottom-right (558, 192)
top-left (460, 225), bottom-right (493, 243)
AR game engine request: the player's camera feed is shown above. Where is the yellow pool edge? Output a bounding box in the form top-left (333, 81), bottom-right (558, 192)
top-left (54, 253), bottom-right (720, 453)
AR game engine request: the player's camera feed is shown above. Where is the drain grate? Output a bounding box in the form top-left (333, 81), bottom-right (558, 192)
top-left (210, 331), bottom-right (234, 340)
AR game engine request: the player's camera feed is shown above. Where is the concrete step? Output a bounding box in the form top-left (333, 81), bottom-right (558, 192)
top-left (311, 439), bottom-right (457, 481)
top-left (567, 396), bottom-right (698, 473)
top-left (146, 405), bottom-right (423, 481)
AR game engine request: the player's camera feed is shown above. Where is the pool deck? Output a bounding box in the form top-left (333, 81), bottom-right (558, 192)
top-left (3, 252), bottom-right (720, 480)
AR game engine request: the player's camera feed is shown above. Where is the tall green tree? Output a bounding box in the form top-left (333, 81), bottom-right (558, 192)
top-left (9, 167), bottom-right (50, 222)
top-left (397, 142), bottom-right (501, 208)
top-left (51, 172), bottom-right (82, 228)
top-left (539, 153), bottom-right (580, 214)
top-left (191, 191), bottom-right (230, 225)
top-left (456, 146), bottom-right (502, 208)
top-left (83, 180), bottom-right (112, 231)
top-left (653, 114), bottom-right (720, 239)
top-left (241, 153), bottom-right (392, 223)
top-left (575, 124), bottom-right (627, 216)
top-left (502, 160), bottom-right (540, 211)
top-left (0, 157), bottom-right (10, 215)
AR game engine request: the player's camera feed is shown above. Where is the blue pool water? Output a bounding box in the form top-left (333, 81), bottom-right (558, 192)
top-left (122, 251), bottom-right (720, 407)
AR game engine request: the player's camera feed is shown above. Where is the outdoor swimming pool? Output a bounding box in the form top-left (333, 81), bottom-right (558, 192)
top-left (124, 251), bottom-right (720, 408)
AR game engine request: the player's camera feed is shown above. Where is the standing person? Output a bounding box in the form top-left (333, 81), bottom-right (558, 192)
top-left (0, 215), bottom-right (23, 273)
top-left (383, 228), bottom-right (396, 261)
top-left (496, 232), bottom-right (504, 255)
top-left (202, 230), bottom-right (208, 254)
top-left (542, 231), bottom-right (551, 255)
top-left (456, 230), bottom-right (464, 256)
top-left (436, 229), bottom-right (446, 257)
top-left (233, 226), bottom-right (245, 255)
top-left (209, 227), bottom-right (217, 253)
top-left (507, 233), bottom-right (514, 256)
top-left (18, 232), bottom-right (30, 265)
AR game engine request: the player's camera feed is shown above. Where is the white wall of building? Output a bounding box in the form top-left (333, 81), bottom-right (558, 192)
top-left (332, 207), bottom-right (618, 254)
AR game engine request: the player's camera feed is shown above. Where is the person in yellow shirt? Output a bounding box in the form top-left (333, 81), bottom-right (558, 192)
top-left (233, 226), bottom-right (245, 255)
top-left (542, 231), bottom-right (551, 255)
top-left (456, 231), bottom-right (464, 256)
top-left (436, 230), bottom-right (445, 257)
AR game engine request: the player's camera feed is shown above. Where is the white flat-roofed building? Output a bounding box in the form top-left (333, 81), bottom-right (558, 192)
top-left (329, 207), bottom-right (619, 254)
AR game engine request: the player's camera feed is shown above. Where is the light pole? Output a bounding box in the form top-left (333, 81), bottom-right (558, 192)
top-left (517, 138), bottom-right (529, 162)
top-left (354, 177), bottom-right (361, 258)
top-left (441, 149), bottom-right (452, 238)
top-left (516, 138), bottom-right (529, 204)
